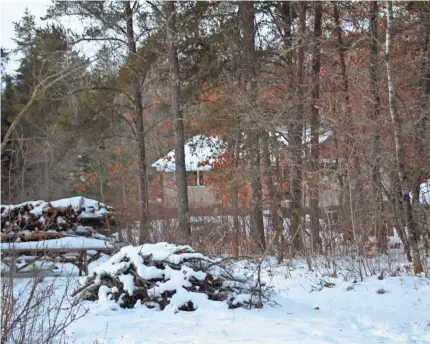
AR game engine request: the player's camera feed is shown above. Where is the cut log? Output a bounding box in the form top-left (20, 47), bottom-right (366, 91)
top-left (1, 198), bottom-right (116, 242)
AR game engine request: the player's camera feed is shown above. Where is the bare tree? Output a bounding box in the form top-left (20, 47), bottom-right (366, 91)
top-left (1, 62), bottom-right (88, 154)
top-left (309, 2), bottom-right (323, 253)
top-left (386, 0), bottom-right (423, 274)
top-left (368, 1), bottom-right (386, 251)
top-left (1, 267), bottom-right (86, 344)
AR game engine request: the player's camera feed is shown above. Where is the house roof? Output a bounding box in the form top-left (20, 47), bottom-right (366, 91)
top-left (273, 126), bottom-right (333, 146)
top-left (152, 128), bottom-right (333, 173)
top-left (152, 135), bottom-right (226, 172)
top-left (418, 179), bottom-right (430, 204)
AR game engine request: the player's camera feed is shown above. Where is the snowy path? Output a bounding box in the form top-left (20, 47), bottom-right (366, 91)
top-left (66, 266), bottom-right (430, 344)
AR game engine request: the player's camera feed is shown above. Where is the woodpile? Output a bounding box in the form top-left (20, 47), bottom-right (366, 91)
top-left (74, 243), bottom-right (266, 311)
top-left (1, 197), bottom-right (115, 242)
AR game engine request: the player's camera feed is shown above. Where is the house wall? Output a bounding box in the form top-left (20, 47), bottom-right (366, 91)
top-left (161, 171), bottom-right (342, 209)
top-left (161, 171), bottom-right (219, 207)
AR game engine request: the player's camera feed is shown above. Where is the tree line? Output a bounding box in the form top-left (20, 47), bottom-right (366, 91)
top-left (1, 1), bottom-right (429, 273)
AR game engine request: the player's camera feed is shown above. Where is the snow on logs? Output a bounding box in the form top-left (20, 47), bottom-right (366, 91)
top-left (0, 197), bottom-right (115, 242)
top-left (74, 242), bottom-right (262, 312)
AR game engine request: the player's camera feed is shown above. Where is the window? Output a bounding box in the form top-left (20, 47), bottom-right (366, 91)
top-left (187, 171), bottom-right (198, 186)
top-left (320, 159), bottom-right (337, 182)
top-left (199, 171), bottom-right (206, 186)
top-left (187, 171), bottom-right (206, 187)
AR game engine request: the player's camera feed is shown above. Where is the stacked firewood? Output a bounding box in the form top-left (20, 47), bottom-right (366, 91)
top-left (74, 243), bottom-right (267, 311)
top-left (0, 198), bottom-right (115, 242)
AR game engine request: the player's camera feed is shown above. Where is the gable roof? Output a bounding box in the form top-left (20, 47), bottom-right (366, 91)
top-left (152, 135), bottom-right (226, 172)
top-left (273, 126), bottom-right (333, 146)
top-left (152, 128), bottom-right (333, 173)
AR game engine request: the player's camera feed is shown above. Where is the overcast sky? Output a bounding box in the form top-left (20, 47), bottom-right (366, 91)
top-left (1, 1), bottom-right (50, 47)
top-left (0, 0), bottom-right (82, 74)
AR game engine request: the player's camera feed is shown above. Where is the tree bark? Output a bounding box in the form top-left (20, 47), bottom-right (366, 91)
top-left (125, 1), bottom-right (149, 243)
top-left (333, 3), bottom-right (354, 242)
top-left (240, 1), bottom-right (265, 253)
top-left (368, 1), bottom-right (386, 251)
top-left (389, 171), bottom-right (412, 261)
top-left (413, 11), bottom-right (430, 206)
top-left (263, 135), bottom-right (283, 258)
top-left (232, 131), bottom-right (241, 257)
top-left (386, 1), bottom-right (423, 273)
top-left (232, 4), bottom-right (243, 257)
top-left (273, 135), bottom-right (284, 262)
top-left (309, 2), bottom-right (322, 253)
top-left (276, 2), bottom-right (293, 259)
top-left (165, 0), bottom-right (191, 241)
top-left (290, 2), bottom-right (306, 253)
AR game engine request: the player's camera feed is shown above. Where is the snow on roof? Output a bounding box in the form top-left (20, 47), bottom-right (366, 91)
top-left (419, 179), bottom-right (430, 204)
top-left (152, 135), bottom-right (226, 172)
top-left (152, 128), bottom-right (333, 173)
top-left (273, 126), bottom-right (333, 145)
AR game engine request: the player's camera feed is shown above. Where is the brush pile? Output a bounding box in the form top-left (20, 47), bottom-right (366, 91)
top-left (1, 197), bottom-right (115, 242)
top-left (74, 242), bottom-right (265, 312)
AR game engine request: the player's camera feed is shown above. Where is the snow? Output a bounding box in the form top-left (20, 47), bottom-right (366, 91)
top-left (92, 243), bottom-right (214, 305)
top-left (0, 236), bottom-right (112, 250)
top-left (93, 243), bottom-right (210, 279)
top-left (274, 126), bottom-right (333, 145)
top-left (152, 135), bottom-right (226, 172)
top-left (60, 255), bottom-right (430, 343)
top-left (16, 259), bottom-right (56, 272)
top-left (232, 293), bottom-right (252, 306)
top-left (7, 249), bottom-right (430, 343)
top-left (96, 285), bottom-right (121, 312)
top-left (152, 128), bottom-right (334, 173)
top-left (56, 216), bottom-right (66, 224)
top-left (119, 274), bottom-right (135, 296)
top-left (368, 236), bottom-right (402, 246)
top-left (419, 179), bottom-right (430, 204)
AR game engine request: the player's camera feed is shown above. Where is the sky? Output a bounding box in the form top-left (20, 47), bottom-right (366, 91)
top-left (0, 0), bottom-right (87, 75)
top-left (1, 0), bottom-right (50, 72)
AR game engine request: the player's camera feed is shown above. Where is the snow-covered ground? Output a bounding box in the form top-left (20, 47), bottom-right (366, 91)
top-left (10, 253), bottom-right (428, 344)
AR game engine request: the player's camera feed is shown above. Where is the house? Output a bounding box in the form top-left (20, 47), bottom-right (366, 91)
top-left (152, 135), bottom-right (226, 207)
top-left (152, 128), bottom-right (338, 210)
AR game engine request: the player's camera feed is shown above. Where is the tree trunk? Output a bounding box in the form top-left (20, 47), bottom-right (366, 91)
top-left (273, 135), bottom-right (285, 262)
top-left (43, 153), bottom-right (51, 200)
top-left (263, 135), bottom-right (283, 257)
top-left (231, 4), bottom-right (243, 257)
top-left (290, 2), bottom-right (306, 253)
top-left (165, 0), bottom-right (191, 241)
top-left (389, 171), bottom-right (412, 261)
top-left (309, 2), bottom-right (322, 253)
top-left (125, 2), bottom-right (149, 243)
top-left (333, 3), bottom-right (355, 244)
top-left (368, 1), bottom-right (386, 251)
top-left (232, 131), bottom-right (241, 257)
top-left (413, 12), bottom-right (430, 206)
top-left (248, 135), bottom-right (265, 252)
top-left (276, 1), bottom-right (293, 259)
top-left (386, 1), bottom-right (423, 273)
top-left (240, 1), bottom-right (265, 253)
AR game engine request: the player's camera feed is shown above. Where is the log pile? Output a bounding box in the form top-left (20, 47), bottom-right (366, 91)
top-left (1, 197), bottom-right (115, 242)
top-left (74, 242), bottom-right (265, 311)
